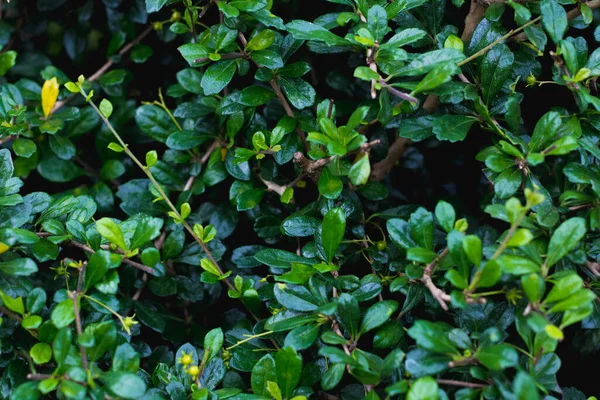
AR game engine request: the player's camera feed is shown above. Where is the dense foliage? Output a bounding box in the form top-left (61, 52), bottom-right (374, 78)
top-left (0, 0), bottom-right (600, 398)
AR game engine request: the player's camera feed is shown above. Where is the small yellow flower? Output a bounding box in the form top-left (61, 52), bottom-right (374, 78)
top-left (177, 351), bottom-right (193, 366)
top-left (122, 314), bottom-right (139, 334)
top-left (41, 77), bottom-right (59, 118)
top-left (188, 365), bottom-right (200, 378)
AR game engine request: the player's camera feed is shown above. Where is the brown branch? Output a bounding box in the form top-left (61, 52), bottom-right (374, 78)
top-left (437, 379), bottom-right (487, 389)
top-left (379, 80), bottom-right (418, 103)
top-left (586, 261), bottom-right (600, 278)
top-left (462, 0), bottom-right (488, 43)
top-left (52, 25), bottom-right (153, 113)
top-left (421, 247), bottom-right (451, 311)
top-left (569, 203), bottom-right (595, 211)
top-left (0, 135), bottom-right (13, 146)
top-left (449, 357), bottom-right (477, 368)
top-left (369, 137), bottom-right (411, 182)
top-left (0, 305), bottom-right (22, 322)
top-left (26, 374), bottom-right (53, 381)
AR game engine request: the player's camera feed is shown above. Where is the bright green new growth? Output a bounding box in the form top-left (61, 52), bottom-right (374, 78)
top-left (0, 0), bottom-right (600, 399)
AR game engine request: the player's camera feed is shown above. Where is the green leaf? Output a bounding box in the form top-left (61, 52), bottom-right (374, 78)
top-left (278, 77), bottom-right (315, 110)
top-left (285, 20), bottom-right (350, 46)
top-left (229, 0), bottom-right (267, 11)
top-left (96, 218), bottom-right (128, 252)
top-left (476, 344), bottom-right (518, 370)
top-left (412, 62), bottom-right (458, 94)
top-left (318, 168), bottom-right (343, 199)
top-left (252, 354), bottom-right (277, 396)
top-left (0, 258), bottom-right (38, 276)
top-left (237, 189), bottom-right (265, 211)
top-left (255, 248), bottom-right (312, 268)
top-left (99, 99), bottom-right (113, 118)
top-left (407, 376), bottom-right (439, 400)
top-left (239, 86), bottom-right (276, 106)
top-left (145, 0), bottom-right (168, 13)
top-left (101, 372), bottom-right (146, 399)
top-left (112, 343), bottom-right (140, 373)
top-left (359, 300), bottom-right (399, 335)
top-left (354, 66), bottom-right (380, 81)
top-left (281, 215), bottom-right (320, 237)
top-left (529, 111), bottom-right (562, 153)
top-left (321, 363), bottom-right (345, 390)
top-left (390, 49), bottom-right (464, 77)
top-left (30, 343), bottom-right (52, 365)
top-left (546, 217), bottom-right (586, 267)
top-left (51, 299), bottom-right (75, 329)
top-left (246, 29), bottom-right (276, 51)
top-left (409, 207), bottom-right (434, 250)
top-left (435, 201), bottom-right (455, 233)
top-left (337, 293), bottom-right (360, 339)
top-left (433, 115), bottom-right (476, 142)
top-left (349, 154), bottom-right (370, 186)
top-left (0, 291), bottom-right (24, 315)
top-left (387, 218), bottom-right (417, 249)
top-left (284, 324), bottom-right (320, 351)
top-left (0, 149), bottom-right (14, 187)
top-left (494, 168), bottom-right (522, 199)
top-left (201, 60), bottom-right (237, 95)
top-left (540, 0), bottom-right (567, 43)
top-left (13, 138), bottom-right (37, 158)
top-left (204, 327), bottom-right (224, 362)
top-left (497, 255), bottom-right (541, 275)
top-left (321, 207), bottom-right (346, 263)
top-left (480, 44), bottom-right (514, 104)
top-left (367, 5), bottom-right (389, 42)
top-left (545, 274), bottom-right (583, 304)
top-left (462, 235), bottom-right (482, 266)
top-left (0, 51), bottom-right (17, 76)
top-left (407, 320), bottom-right (458, 354)
top-left (84, 250), bottom-right (111, 291)
top-left (252, 50), bottom-right (284, 69)
top-left (135, 104), bottom-right (172, 143)
top-left (275, 347), bottom-right (302, 399)
top-left (274, 283), bottom-right (319, 311)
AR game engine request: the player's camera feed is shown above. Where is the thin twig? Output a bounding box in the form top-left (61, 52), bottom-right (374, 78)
top-left (86, 98), bottom-right (236, 292)
top-left (70, 290), bottom-right (88, 370)
top-left (513, 0), bottom-right (600, 42)
top-left (0, 305), bottom-right (22, 322)
top-left (586, 261), bottom-right (600, 278)
top-left (379, 80), bottom-right (418, 103)
top-left (437, 379), bottom-right (487, 389)
top-left (458, 17), bottom-right (540, 67)
top-left (36, 232), bottom-right (157, 275)
top-left (421, 247), bottom-right (451, 311)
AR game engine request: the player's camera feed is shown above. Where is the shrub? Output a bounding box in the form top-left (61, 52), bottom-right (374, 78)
top-left (0, 0), bottom-right (599, 398)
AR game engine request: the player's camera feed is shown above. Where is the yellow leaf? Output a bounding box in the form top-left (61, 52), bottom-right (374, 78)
top-left (41, 77), bottom-right (59, 117)
top-left (0, 242), bottom-right (9, 255)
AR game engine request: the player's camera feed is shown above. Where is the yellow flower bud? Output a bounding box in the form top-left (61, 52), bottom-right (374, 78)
top-left (188, 365), bottom-right (200, 377)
